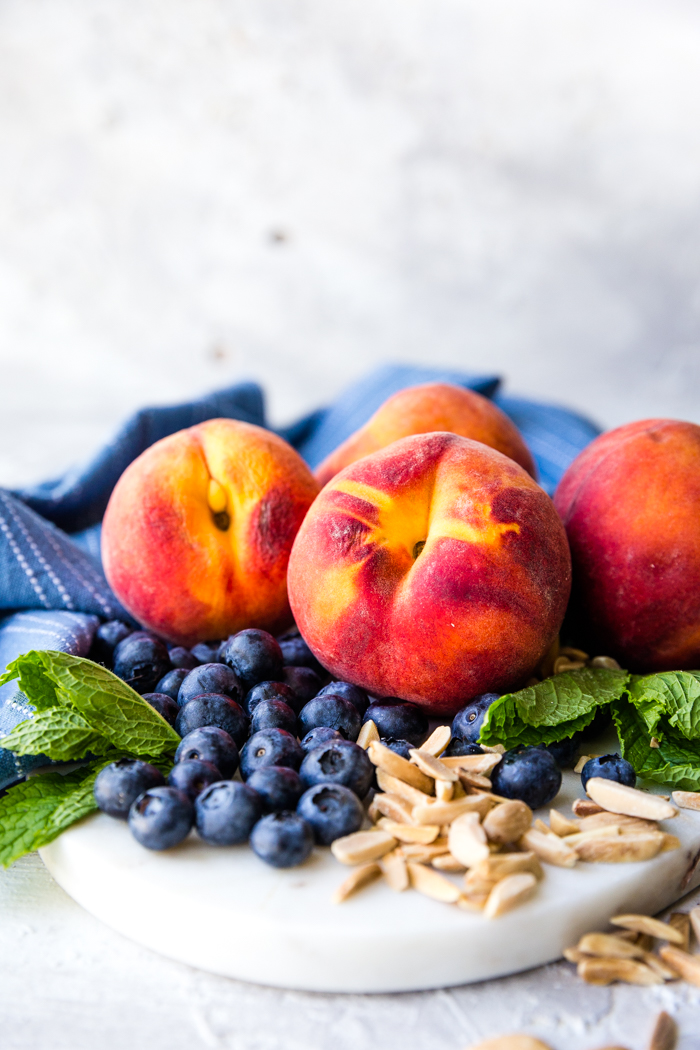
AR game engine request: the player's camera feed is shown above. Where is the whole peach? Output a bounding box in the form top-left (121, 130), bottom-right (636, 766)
top-left (554, 418), bottom-right (700, 672)
top-left (102, 419), bottom-right (319, 646)
top-left (314, 382), bottom-right (536, 487)
top-left (288, 432), bottom-right (570, 715)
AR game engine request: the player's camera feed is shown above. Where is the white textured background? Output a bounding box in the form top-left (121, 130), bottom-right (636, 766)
top-left (3, 1), bottom-right (700, 1046)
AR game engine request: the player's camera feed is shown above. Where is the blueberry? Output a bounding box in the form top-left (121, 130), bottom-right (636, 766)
top-left (298, 695), bottom-right (361, 741)
top-left (175, 693), bottom-right (249, 747)
top-left (155, 668), bottom-right (189, 701)
top-left (142, 692), bottom-right (179, 727)
top-left (244, 680), bottom-right (298, 716)
top-left (282, 666), bottom-right (322, 706)
top-left (190, 642), bottom-right (221, 664)
top-left (300, 727), bottom-right (344, 753)
top-left (94, 758), bottom-right (165, 819)
top-left (297, 784), bottom-right (364, 845)
top-left (220, 629), bottom-right (284, 689)
top-left (246, 766), bottom-right (305, 812)
top-left (175, 726), bottom-right (239, 778)
top-left (451, 693), bottom-right (500, 746)
top-left (540, 734), bottom-right (582, 769)
top-left (168, 759), bottom-right (221, 800)
top-left (300, 740), bottom-right (373, 798)
top-left (379, 737), bottom-right (414, 760)
top-left (195, 780), bottom-right (263, 845)
top-left (250, 812), bottom-right (315, 868)
top-left (178, 663), bottom-right (243, 706)
top-left (491, 747), bottom-right (562, 810)
top-left (168, 646), bottom-right (199, 670)
top-left (581, 753), bottom-right (636, 791)
top-left (317, 681), bottom-right (369, 716)
top-left (443, 738), bottom-right (484, 757)
top-left (279, 636), bottom-right (324, 675)
top-left (128, 786), bottom-right (194, 850)
top-left (240, 728), bottom-right (304, 780)
top-left (112, 634), bottom-right (171, 694)
top-left (91, 620), bottom-right (133, 664)
top-left (250, 699), bottom-right (297, 736)
top-left (363, 699), bottom-right (428, 746)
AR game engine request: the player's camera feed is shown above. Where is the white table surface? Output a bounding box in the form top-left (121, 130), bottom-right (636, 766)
top-left (3, 1), bottom-right (700, 1045)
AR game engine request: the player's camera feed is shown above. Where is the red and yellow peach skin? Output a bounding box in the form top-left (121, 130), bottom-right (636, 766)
top-left (554, 418), bottom-right (700, 672)
top-left (102, 418), bottom-right (320, 646)
top-left (314, 382), bottom-right (536, 487)
top-left (288, 432), bottom-right (570, 715)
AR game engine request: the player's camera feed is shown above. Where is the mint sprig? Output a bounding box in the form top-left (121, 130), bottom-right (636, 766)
top-left (613, 696), bottom-right (700, 791)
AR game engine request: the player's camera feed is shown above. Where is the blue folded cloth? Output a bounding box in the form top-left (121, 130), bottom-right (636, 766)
top-left (0, 364), bottom-right (601, 790)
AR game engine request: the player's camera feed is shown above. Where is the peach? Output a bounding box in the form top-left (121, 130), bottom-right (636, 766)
top-left (288, 432), bottom-right (570, 715)
top-left (102, 418), bottom-right (319, 646)
top-left (554, 418), bottom-right (700, 672)
top-left (314, 382), bottom-right (536, 487)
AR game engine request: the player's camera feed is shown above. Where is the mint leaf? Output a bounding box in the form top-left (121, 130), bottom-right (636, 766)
top-left (627, 671), bottom-right (700, 742)
top-left (613, 696), bottom-right (700, 790)
top-left (0, 761), bottom-right (107, 868)
top-left (1, 708), bottom-right (111, 761)
top-left (480, 667), bottom-right (630, 749)
top-left (0, 652), bottom-right (59, 711)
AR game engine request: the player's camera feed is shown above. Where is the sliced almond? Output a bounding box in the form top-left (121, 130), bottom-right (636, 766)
top-left (409, 748), bottom-right (458, 782)
top-left (572, 798), bottom-right (603, 817)
top-left (658, 945), bottom-right (700, 987)
top-left (480, 743), bottom-right (506, 755)
top-left (532, 818), bottom-right (550, 835)
top-left (643, 952), bottom-right (680, 982)
top-left (579, 811), bottom-right (657, 833)
top-left (330, 829), bottom-right (397, 865)
top-left (575, 832), bottom-right (666, 863)
top-left (379, 847), bottom-right (409, 892)
top-left (689, 905), bottom-right (700, 947)
top-left (464, 868), bottom-right (497, 896)
top-left (332, 862), bottom-right (381, 903)
top-left (432, 853), bottom-right (467, 873)
top-left (420, 725), bottom-right (451, 757)
top-left (611, 914), bottom-right (686, 944)
top-left (554, 656), bottom-right (585, 673)
top-left (436, 779), bottom-right (454, 802)
top-left (376, 769), bottom-right (432, 806)
top-left (371, 792), bottom-right (414, 824)
top-left (549, 810), bottom-right (580, 836)
top-left (574, 755), bottom-right (593, 774)
top-left (521, 827), bottom-right (577, 868)
top-left (474, 851), bottom-right (544, 882)
top-left (464, 1036), bottom-right (553, 1050)
top-left (413, 794), bottom-right (493, 825)
top-left (441, 753), bottom-right (501, 776)
top-left (578, 933), bottom-right (645, 959)
top-left (451, 779), bottom-right (466, 799)
top-left (661, 834), bottom-right (681, 853)
top-left (456, 893), bottom-right (488, 912)
top-left (484, 872), bottom-right (537, 919)
top-left (590, 654), bottom-right (621, 669)
top-left (577, 956), bottom-right (663, 986)
top-left (459, 771), bottom-right (494, 791)
top-left (400, 841), bottom-right (450, 861)
top-left (370, 744), bottom-right (434, 794)
top-left (671, 790), bottom-right (700, 811)
top-left (377, 822), bottom-right (439, 844)
top-left (560, 645), bottom-right (590, 662)
top-left (563, 824), bottom-right (622, 847)
top-left (356, 719), bottom-right (380, 749)
top-left (648, 1011), bottom-right (677, 1050)
top-left (407, 861), bottom-right (461, 903)
top-left (448, 811), bottom-right (490, 867)
top-left (483, 800), bottom-right (533, 845)
top-left (586, 778), bottom-right (678, 821)
top-left (563, 946), bottom-right (588, 964)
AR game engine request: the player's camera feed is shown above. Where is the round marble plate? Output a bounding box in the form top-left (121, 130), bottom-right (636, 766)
top-left (40, 770), bottom-right (700, 993)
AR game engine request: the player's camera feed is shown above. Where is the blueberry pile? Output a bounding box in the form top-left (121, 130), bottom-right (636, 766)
top-left (91, 622), bottom-right (429, 868)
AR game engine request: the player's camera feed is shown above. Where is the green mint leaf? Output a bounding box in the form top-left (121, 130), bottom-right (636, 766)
top-left (613, 696), bottom-right (700, 790)
top-left (1, 708), bottom-right (112, 761)
top-left (627, 671), bottom-right (700, 741)
top-left (480, 667), bottom-right (630, 749)
top-left (0, 652), bottom-right (60, 711)
top-left (0, 761), bottom-right (109, 868)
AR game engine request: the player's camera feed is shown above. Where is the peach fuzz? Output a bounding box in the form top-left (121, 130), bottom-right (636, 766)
top-left (314, 382), bottom-right (536, 487)
top-left (102, 418), bottom-right (319, 646)
top-left (554, 418), bottom-right (700, 672)
top-left (288, 432), bottom-right (570, 715)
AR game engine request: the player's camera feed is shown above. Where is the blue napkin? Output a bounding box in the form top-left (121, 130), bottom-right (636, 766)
top-left (0, 364), bottom-right (601, 789)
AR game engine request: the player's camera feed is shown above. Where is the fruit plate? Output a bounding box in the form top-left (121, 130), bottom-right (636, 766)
top-left (40, 768), bottom-right (700, 994)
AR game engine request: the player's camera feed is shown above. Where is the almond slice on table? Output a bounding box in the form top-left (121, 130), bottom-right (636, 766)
top-left (572, 798), bottom-right (603, 817)
top-left (448, 811), bottom-right (490, 867)
top-left (474, 851), bottom-right (544, 881)
top-left (574, 832), bottom-right (666, 863)
top-left (376, 769), bottom-right (432, 807)
top-left (409, 748), bottom-right (458, 782)
top-left (464, 1035), bottom-right (553, 1050)
top-left (484, 872), bottom-right (537, 919)
top-left (379, 847), bottom-right (409, 892)
top-left (413, 793), bottom-right (493, 825)
top-left (562, 824), bottom-right (622, 847)
top-left (649, 1012), bottom-right (677, 1050)
top-left (574, 756), bottom-right (593, 774)
top-left (532, 818), bottom-right (550, 835)
top-left (459, 771), bottom-right (494, 791)
top-left (399, 840), bottom-right (449, 861)
top-left (407, 861), bottom-right (462, 903)
top-left (579, 811), bottom-right (658, 833)
top-left (464, 868), bottom-right (498, 896)
top-left (577, 932), bottom-right (646, 959)
top-left (356, 719), bottom-right (380, 749)
top-left (483, 800), bottom-right (533, 845)
top-left (586, 778), bottom-right (678, 820)
top-left (369, 742), bottom-right (434, 793)
top-left (369, 792), bottom-right (414, 824)
top-left (432, 853), bottom-right (466, 873)
top-left (610, 914), bottom-right (686, 944)
top-left (332, 862), bottom-right (381, 903)
top-left (521, 827), bottom-right (577, 868)
top-left (658, 945), bottom-right (700, 987)
top-left (441, 753), bottom-right (501, 776)
top-left (671, 789), bottom-right (700, 811)
top-left (421, 725), bottom-right (452, 757)
top-left (577, 956), bottom-right (663, 986)
top-left (330, 830), bottom-right (397, 865)
top-left (376, 821), bottom-right (440, 844)
top-left (549, 809), bottom-right (580, 836)
top-left (642, 953), bottom-right (679, 982)
top-left (436, 779), bottom-right (454, 802)
top-left (457, 893), bottom-right (489, 912)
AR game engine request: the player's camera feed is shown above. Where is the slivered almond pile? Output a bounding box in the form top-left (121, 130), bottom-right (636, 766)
top-left (330, 724), bottom-right (682, 917)
top-left (463, 1009), bottom-right (677, 1050)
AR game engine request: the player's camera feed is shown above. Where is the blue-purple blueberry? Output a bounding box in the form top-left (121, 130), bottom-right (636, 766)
top-left (128, 786), bottom-right (194, 849)
top-left (250, 699), bottom-right (297, 736)
top-left (317, 681), bottom-right (369, 716)
top-left (178, 663), bottom-right (243, 706)
top-left (220, 629), bottom-right (283, 689)
top-left (297, 784), bottom-right (364, 845)
top-left (581, 753), bottom-right (636, 791)
top-left (451, 693), bottom-right (500, 745)
top-left (239, 728), bottom-right (304, 780)
top-left (298, 695), bottom-right (361, 741)
top-left (363, 699), bottom-right (428, 746)
top-left (142, 692), bottom-right (179, 727)
top-left (246, 766), bottom-right (305, 812)
top-left (250, 812), bottom-right (315, 868)
top-left (175, 726), bottom-right (239, 778)
top-left (112, 634), bottom-right (171, 694)
top-left (94, 758), bottom-right (165, 819)
top-left (195, 780), bottom-right (263, 845)
top-left (168, 759), bottom-right (221, 800)
top-left (491, 746), bottom-right (562, 810)
top-left (300, 740), bottom-right (373, 798)
top-left (175, 693), bottom-right (249, 747)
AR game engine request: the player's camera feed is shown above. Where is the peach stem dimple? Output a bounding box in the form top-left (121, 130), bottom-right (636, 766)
top-left (208, 478), bottom-right (228, 514)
